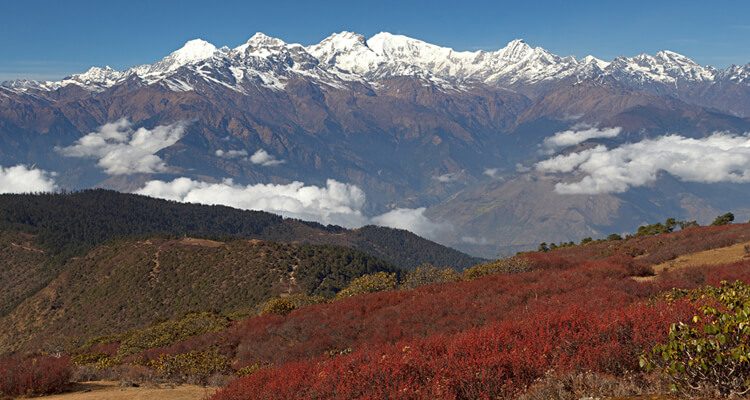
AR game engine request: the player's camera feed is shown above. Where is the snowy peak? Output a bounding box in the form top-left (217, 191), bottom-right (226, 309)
top-left (4, 31), bottom-right (748, 95)
top-left (582, 55), bottom-right (610, 70)
top-left (365, 32), bottom-right (465, 78)
top-left (497, 39), bottom-right (535, 62)
top-left (236, 32), bottom-right (288, 54)
top-left (367, 32), bottom-right (451, 59)
top-left (607, 50), bottom-right (716, 84)
top-left (143, 39), bottom-right (219, 76)
top-left (71, 66), bottom-right (124, 82)
top-left (322, 31), bottom-right (368, 47)
top-left (170, 39), bottom-right (218, 64)
top-left (307, 31), bottom-right (380, 75)
top-left (721, 63), bottom-right (750, 83)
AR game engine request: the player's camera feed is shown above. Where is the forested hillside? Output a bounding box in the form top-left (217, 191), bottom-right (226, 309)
top-left (0, 190), bottom-right (479, 269)
top-left (0, 190), bottom-right (481, 355)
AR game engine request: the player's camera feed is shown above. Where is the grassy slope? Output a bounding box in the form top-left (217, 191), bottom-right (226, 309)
top-left (0, 231), bottom-right (51, 317)
top-left (0, 237), bottom-right (397, 354)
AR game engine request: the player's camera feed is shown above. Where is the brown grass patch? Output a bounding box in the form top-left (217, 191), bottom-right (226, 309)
top-left (635, 241), bottom-right (750, 282)
top-left (177, 238), bottom-right (225, 248)
top-left (37, 381), bottom-right (216, 400)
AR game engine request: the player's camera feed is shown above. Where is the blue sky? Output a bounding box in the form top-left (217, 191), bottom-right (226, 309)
top-left (2, 0), bottom-right (749, 81)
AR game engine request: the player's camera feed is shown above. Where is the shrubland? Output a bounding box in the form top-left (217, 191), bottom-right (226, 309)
top-left (5, 218), bottom-right (750, 398)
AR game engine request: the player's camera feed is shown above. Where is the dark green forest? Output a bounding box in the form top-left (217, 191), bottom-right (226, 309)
top-left (0, 190), bottom-right (479, 269)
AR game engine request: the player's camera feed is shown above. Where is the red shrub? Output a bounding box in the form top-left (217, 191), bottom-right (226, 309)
top-left (151, 255), bottom-right (750, 370)
top-left (134, 224), bottom-right (750, 399)
top-left (0, 355), bottom-right (72, 397)
top-left (212, 301), bottom-right (696, 400)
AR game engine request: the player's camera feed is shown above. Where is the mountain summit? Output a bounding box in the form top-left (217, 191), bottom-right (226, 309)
top-left (4, 32), bottom-right (746, 97)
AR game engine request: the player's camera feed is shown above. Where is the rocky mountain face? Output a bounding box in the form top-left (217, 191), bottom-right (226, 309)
top-left (2, 32), bottom-right (750, 257)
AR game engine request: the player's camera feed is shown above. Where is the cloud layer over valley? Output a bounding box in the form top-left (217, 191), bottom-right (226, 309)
top-left (536, 132), bottom-right (750, 194)
top-left (134, 177), bottom-right (447, 239)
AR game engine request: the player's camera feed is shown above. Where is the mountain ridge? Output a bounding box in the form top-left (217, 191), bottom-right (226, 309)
top-left (2, 32), bottom-right (750, 258)
top-left (3, 32), bottom-right (747, 104)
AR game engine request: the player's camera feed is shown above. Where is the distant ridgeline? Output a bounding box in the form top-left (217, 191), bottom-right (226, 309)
top-left (0, 190), bottom-right (480, 269)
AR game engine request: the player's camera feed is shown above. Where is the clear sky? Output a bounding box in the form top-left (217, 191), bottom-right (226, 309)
top-left (2, 0), bottom-right (749, 81)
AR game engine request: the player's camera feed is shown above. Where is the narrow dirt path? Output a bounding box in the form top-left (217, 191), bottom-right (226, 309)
top-left (148, 245), bottom-right (163, 285)
top-left (10, 242), bottom-right (45, 253)
top-left (38, 381), bottom-right (217, 400)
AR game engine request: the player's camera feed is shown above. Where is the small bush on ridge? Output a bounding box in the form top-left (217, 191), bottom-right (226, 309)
top-left (400, 264), bottom-right (460, 289)
top-left (258, 294), bottom-right (326, 316)
top-left (463, 256), bottom-right (533, 280)
top-left (335, 272), bottom-right (397, 299)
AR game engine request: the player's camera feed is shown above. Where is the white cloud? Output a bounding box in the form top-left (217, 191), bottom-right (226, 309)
top-left (135, 178), bottom-right (368, 228)
top-left (215, 149), bottom-right (249, 159)
top-left (434, 172), bottom-right (460, 183)
top-left (542, 125), bottom-right (621, 154)
top-left (249, 149), bottom-right (284, 166)
top-left (0, 165), bottom-right (57, 193)
top-left (57, 118), bottom-right (186, 175)
top-left (515, 163), bottom-right (531, 173)
top-left (536, 132), bottom-right (750, 194)
top-left (460, 236), bottom-right (491, 245)
top-left (371, 207), bottom-right (450, 240)
top-left (483, 168), bottom-right (505, 179)
top-left (135, 177), bottom-right (449, 239)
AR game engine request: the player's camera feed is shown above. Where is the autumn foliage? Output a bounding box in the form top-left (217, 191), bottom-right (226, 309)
top-left (5, 222), bottom-right (748, 398)
top-left (214, 302), bottom-right (697, 399)
top-left (203, 224), bottom-right (750, 399)
top-left (0, 355), bottom-right (72, 397)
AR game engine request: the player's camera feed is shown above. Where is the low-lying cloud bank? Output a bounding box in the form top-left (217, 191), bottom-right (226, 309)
top-left (136, 178), bottom-right (367, 227)
top-left (215, 149), bottom-right (249, 159)
top-left (536, 133), bottom-right (750, 194)
top-left (215, 148), bottom-right (284, 166)
top-left (371, 207), bottom-right (450, 239)
top-left (542, 125), bottom-right (621, 154)
top-left (57, 119), bottom-right (186, 175)
top-left (0, 165), bottom-right (57, 194)
top-left (135, 177), bottom-right (447, 239)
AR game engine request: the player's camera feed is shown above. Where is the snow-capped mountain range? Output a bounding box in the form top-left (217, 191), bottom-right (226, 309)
top-left (3, 31), bottom-right (750, 259)
top-left (4, 31), bottom-right (748, 95)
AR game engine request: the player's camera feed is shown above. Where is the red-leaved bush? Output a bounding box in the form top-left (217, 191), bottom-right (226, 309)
top-left (117, 224), bottom-right (750, 398)
top-left (212, 301), bottom-right (696, 399)
top-left (156, 258), bottom-right (749, 369)
top-left (0, 355), bottom-right (72, 397)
